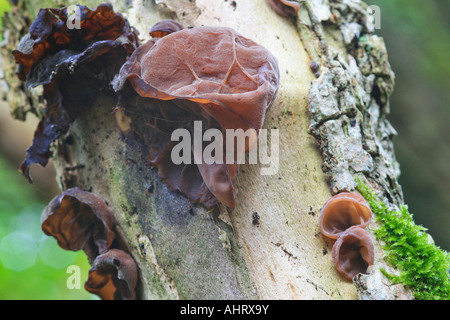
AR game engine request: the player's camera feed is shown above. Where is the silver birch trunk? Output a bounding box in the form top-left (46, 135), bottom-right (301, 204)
top-left (0, 0), bottom-right (413, 300)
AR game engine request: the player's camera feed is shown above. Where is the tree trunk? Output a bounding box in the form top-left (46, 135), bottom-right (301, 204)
top-left (1, 0), bottom-right (413, 299)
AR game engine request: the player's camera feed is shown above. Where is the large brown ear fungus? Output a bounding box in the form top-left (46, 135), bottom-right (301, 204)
top-left (13, 3), bottom-right (139, 182)
top-left (113, 21), bottom-right (280, 210)
top-left (332, 226), bottom-right (375, 280)
top-left (41, 188), bottom-right (115, 261)
top-left (85, 249), bottom-right (138, 300)
top-left (319, 192), bottom-right (372, 240)
top-left (267, 0), bottom-right (301, 17)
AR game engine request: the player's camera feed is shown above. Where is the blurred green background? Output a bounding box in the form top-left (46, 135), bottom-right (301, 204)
top-left (0, 157), bottom-right (93, 299)
top-left (0, 0), bottom-right (448, 299)
top-left (366, 0), bottom-right (450, 250)
top-left (0, 0), bottom-right (95, 300)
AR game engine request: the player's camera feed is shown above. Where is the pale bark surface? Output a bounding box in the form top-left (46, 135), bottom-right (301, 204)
top-left (1, 0), bottom-right (412, 299)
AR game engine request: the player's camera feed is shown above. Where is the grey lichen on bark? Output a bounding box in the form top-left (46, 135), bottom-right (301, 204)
top-left (300, 0), bottom-right (401, 201)
top-left (0, 2), bottom-right (43, 120)
top-left (0, 0), bottom-right (414, 299)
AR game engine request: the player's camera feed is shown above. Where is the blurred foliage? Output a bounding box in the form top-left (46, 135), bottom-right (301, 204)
top-left (0, 0), bottom-right (9, 23)
top-left (0, 0), bottom-right (9, 42)
top-left (0, 156), bottom-right (94, 300)
top-left (367, 0), bottom-right (450, 250)
top-left (0, 0), bottom-right (94, 300)
top-left (368, 0), bottom-right (450, 87)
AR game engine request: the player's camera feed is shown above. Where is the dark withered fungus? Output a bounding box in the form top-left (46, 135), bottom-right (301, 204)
top-left (319, 192), bottom-right (372, 240)
top-left (332, 226), bottom-right (375, 280)
top-left (41, 188), bottom-right (115, 261)
top-left (85, 249), bottom-right (138, 300)
top-left (113, 21), bottom-right (280, 210)
top-left (267, 0), bottom-right (302, 18)
top-left (13, 3), bottom-right (139, 182)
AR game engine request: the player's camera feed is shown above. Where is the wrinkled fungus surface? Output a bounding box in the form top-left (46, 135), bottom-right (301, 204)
top-left (332, 226), bottom-right (375, 280)
top-left (41, 188), bottom-right (115, 261)
top-left (85, 249), bottom-right (138, 300)
top-left (113, 21), bottom-right (280, 209)
top-left (267, 0), bottom-right (301, 17)
top-left (42, 188), bottom-right (138, 300)
top-left (13, 3), bottom-right (139, 182)
top-left (319, 192), bottom-right (372, 240)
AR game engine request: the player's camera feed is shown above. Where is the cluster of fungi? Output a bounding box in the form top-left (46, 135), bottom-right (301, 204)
top-left (12, 0), bottom-right (373, 300)
top-left (319, 192), bottom-right (375, 280)
top-left (12, 3), bottom-right (281, 299)
top-left (13, 3), bottom-right (140, 300)
top-left (42, 188), bottom-right (137, 299)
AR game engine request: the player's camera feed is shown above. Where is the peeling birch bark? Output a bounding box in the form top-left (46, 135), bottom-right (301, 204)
top-left (0, 0), bottom-right (413, 299)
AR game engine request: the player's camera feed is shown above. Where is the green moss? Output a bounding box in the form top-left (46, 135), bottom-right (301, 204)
top-left (356, 178), bottom-right (450, 300)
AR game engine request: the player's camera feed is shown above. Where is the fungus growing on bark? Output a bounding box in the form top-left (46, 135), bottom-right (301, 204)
top-left (332, 226), bottom-right (375, 280)
top-left (149, 19), bottom-right (184, 38)
top-left (41, 188), bottom-right (115, 261)
top-left (85, 249), bottom-right (138, 300)
top-left (267, 0), bottom-right (301, 17)
top-left (12, 3), bottom-right (139, 182)
top-left (319, 192), bottom-right (372, 240)
top-left (113, 21), bottom-right (280, 210)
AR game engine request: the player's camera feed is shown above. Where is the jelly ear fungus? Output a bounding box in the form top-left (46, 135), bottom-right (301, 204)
top-left (85, 249), bottom-right (138, 300)
top-left (12, 3), bottom-right (139, 182)
top-left (319, 192), bottom-right (372, 240)
top-left (332, 226), bottom-right (375, 280)
top-left (267, 0), bottom-right (302, 18)
top-left (319, 192), bottom-right (375, 280)
top-left (112, 20), bottom-right (280, 210)
top-left (41, 188), bottom-right (139, 300)
top-left (41, 187), bottom-right (115, 261)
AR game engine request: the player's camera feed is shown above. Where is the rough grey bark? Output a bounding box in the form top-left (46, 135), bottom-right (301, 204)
top-left (0, 0), bottom-right (413, 299)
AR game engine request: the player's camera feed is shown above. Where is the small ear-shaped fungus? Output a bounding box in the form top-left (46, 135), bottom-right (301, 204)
top-left (332, 226), bottom-right (375, 280)
top-left (41, 188), bottom-right (115, 261)
top-left (267, 0), bottom-right (302, 17)
top-left (85, 249), bottom-right (138, 300)
top-left (13, 3), bottom-right (139, 182)
top-left (319, 192), bottom-right (372, 240)
top-left (113, 21), bottom-right (280, 209)
top-left (149, 19), bottom-right (184, 38)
